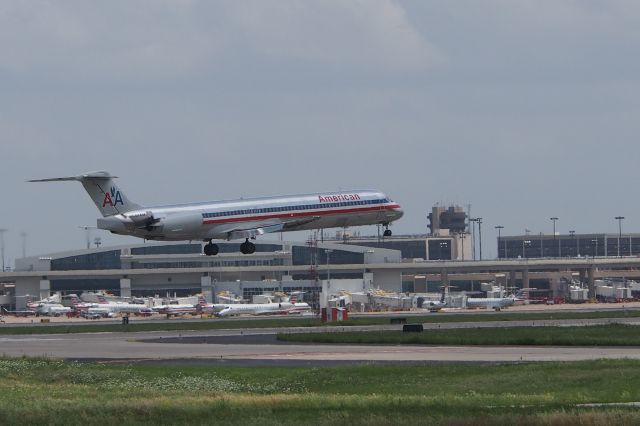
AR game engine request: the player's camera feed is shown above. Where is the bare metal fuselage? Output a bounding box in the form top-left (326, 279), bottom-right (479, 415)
top-left (98, 190), bottom-right (403, 242)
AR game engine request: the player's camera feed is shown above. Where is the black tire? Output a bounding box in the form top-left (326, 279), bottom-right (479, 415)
top-left (204, 243), bottom-right (219, 256)
top-left (240, 241), bottom-right (256, 254)
top-left (384, 229), bottom-right (392, 237)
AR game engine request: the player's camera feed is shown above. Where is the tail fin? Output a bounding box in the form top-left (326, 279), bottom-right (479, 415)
top-left (29, 171), bottom-right (141, 216)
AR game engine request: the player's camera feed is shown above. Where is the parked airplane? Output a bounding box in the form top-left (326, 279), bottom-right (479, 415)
top-left (216, 301), bottom-right (311, 317)
top-left (30, 171), bottom-right (403, 255)
top-left (152, 304), bottom-right (198, 316)
top-left (466, 296), bottom-right (515, 311)
top-left (422, 285), bottom-right (514, 312)
top-left (1, 307), bottom-right (36, 317)
top-left (34, 303), bottom-right (72, 317)
top-left (197, 295), bottom-right (235, 314)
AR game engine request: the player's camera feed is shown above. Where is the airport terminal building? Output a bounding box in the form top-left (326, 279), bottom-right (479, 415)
top-left (498, 233), bottom-right (640, 258)
top-left (9, 240), bottom-right (402, 309)
top-left (6, 232), bottom-right (640, 310)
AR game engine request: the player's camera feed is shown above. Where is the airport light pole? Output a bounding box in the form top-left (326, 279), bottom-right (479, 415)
top-left (495, 225), bottom-right (504, 259)
top-left (550, 217), bottom-right (559, 257)
top-left (469, 218), bottom-right (477, 260)
top-left (615, 216), bottom-right (625, 257)
top-left (0, 229), bottom-right (6, 272)
top-left (325, 249), bottom-right (333, 288)
top-left (363, 249), bottom-right (374, 289)
top-left (476, 218), bottom-right (483, 260)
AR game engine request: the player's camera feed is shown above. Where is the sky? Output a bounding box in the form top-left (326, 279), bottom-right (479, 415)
top-left (1, 1), bottom-right (640, 265)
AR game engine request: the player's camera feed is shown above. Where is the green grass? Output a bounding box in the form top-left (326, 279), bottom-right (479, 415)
top-left (1, 358), bottom-right (640, 425)
top-left (1, 308), bottom-right (639, 335)
top-left (278, 323), bottom-right (640, 346)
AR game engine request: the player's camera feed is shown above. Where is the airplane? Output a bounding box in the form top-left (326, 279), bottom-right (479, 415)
top-left (152, 304), bottom-right (198, 316)
top-left (1, 307), bottom-right (36, 317)
top-left (421, 298), bottom-right (447, 312)
top-left (34, 303), bottom-right (72, 317)
top-left (465, 296), bottom-right (515, 311)
top-left (216, 301), bottom-right (311, 317)
top-left (419, 285), bottom-right (513, 312)
top-left (197, 295), bottom-right (235, 314)
top-left (29, 171), bottom-right (403, 255)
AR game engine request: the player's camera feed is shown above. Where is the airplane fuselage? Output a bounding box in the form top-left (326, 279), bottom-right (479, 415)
top-left (98, 190), bottom-right (403, 242)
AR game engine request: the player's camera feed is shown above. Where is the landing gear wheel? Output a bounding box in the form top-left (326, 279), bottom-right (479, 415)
top-left (383, 229), bottom-right (392, 237)
top-left (203, 242), bottom-right (219, 256)
top-left (240, 239), bottom-right (256, 255)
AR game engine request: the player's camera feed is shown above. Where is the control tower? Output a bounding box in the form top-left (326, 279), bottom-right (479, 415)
top-left (427, 205), bottom-right (472, 260)
top-left (428, 206), bottom-right (467, 236)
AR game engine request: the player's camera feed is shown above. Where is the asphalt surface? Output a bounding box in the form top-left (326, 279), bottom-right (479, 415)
top-left (2, 318), bottom-right (640, 365)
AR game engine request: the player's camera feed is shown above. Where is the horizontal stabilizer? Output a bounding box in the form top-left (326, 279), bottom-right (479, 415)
top-left (28, 171), bottom-right (118, 183)
top-left (28, 176), bottom-right (80, 182)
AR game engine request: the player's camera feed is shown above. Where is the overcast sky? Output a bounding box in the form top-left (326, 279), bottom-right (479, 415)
top-left (2, 1), bottom-right (640, 264)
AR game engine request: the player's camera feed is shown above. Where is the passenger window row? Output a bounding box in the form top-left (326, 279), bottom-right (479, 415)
top-left (202, 198), bottom-right (389, 219)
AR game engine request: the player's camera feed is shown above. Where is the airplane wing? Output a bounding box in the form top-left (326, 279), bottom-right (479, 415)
top-left (216, 216), bottom-right (321, 241)
top-left (225, 223), bottom-right (284, 241)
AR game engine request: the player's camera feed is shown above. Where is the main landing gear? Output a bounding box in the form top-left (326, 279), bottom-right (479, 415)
top-left (203, 242), bottom-right (219, 256)
top-left (383, 223), bottom-right (392, 237)
top-left (203, 239), bottom-right (256, 256)
top-left (240, 238), bottom-right (256, 255)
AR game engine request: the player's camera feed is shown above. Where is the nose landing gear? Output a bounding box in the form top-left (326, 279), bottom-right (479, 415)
top-left (383, 223), bottom-right (392, 237)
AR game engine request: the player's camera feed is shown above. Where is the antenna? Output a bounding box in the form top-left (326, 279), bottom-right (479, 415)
top-left (78, 226), bottom-right (97, 249)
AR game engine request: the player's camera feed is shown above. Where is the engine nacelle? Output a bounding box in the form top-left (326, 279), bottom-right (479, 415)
top-left (97, 215), bottom-right (130, 234)
top-left (152, 212), bottom-right (203, 237)
top-left (126, 211), bottom-right (155, 225)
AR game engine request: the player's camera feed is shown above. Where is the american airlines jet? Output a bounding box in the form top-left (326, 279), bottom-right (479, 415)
top-left (30, 171), bottom-right (403, 255)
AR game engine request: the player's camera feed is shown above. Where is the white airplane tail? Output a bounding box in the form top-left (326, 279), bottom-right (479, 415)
top-left (29, 171), bottom-right (141, 217)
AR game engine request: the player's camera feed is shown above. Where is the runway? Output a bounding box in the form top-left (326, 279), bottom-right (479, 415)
top-left (2, 318), bottom-right (640, 364)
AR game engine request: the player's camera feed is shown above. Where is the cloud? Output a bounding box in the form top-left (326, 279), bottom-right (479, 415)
top-left (225, 0), bottom-right (441, 70)
top-left (0, 0), bottom-right (441, 81)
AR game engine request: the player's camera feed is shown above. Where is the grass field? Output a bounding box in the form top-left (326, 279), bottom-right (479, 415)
top-left (1, 308), bottom-right (639, 335)
top-left (1, 358), bottom-right (640, 425)
top-left (277, 323), bottom-right (640, 346)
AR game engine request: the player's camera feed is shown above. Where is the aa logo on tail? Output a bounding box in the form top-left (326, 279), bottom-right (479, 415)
top-left (102, 187), bottom-right (124, 207)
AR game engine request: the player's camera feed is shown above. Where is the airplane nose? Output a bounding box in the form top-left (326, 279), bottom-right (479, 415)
top-left (394, 208), bottom-right (404, 220)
